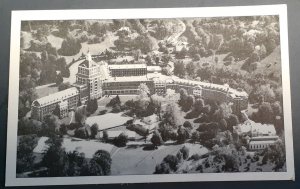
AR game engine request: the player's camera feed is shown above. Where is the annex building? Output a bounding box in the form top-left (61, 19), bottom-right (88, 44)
top-left (233, 120), bottom-right (279, 150)
top-left (31, 53), bottom-right (249, 121)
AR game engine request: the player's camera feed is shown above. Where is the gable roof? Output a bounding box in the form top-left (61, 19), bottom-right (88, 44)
top-left (33, 87), bottom-right (79, 107)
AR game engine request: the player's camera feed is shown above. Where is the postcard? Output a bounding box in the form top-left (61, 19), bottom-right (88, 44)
top-left (5, 4), bottom-right (294, 186)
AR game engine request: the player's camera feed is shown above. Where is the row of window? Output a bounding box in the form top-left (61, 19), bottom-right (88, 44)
top-left (79, 67), bottom-right (100, 75)
top-left (105, 89), bottom-right (138, 95)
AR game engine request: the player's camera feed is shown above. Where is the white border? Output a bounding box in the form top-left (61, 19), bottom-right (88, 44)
top-left (5, 4), bottom-right (294, 186)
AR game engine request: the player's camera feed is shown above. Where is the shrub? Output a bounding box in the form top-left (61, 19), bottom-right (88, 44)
top-left (90, 123), bottom-right (99, 139)
top-left (189, 154), bottom-right (201, 161)
top-left (179, 146), bottom-right (189, 160)
top-left (183, 121), bottom-right (193, 130)
top-left (126, 124), bottom-right (149, 137)
top-left (102, 130), bottom-right (108, 143)
top-left (163, 155), bottom-right (179, 171)
top-left (113, 133), bottom-right (128, 147)
top-left (154, 162), bottom-right (171, 174)
top-left (151, 130), bottom-right (164, 147)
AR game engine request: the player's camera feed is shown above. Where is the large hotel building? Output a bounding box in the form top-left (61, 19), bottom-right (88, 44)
top-left (31, 53), bottom-right (248, 121)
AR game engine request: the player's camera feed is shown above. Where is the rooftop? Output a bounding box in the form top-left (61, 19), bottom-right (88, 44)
top-left (33, 87), bottom-right (79, 107)
top-left (79, 59), bottom-right (99, 68)
top-left (108, 64), bottom-right (147, 69)
top-left (234, 120), bottom-right (277, 136)
top-left (104, 76), bottom-right (150, 83)
top-left (249, 140), bottom-right (277, 145)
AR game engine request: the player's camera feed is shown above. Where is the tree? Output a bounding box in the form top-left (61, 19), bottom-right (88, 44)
top-left (74, 126), bottom-right (90, 139)
top-left (162, 102), bottom-right (182, 129)
top-left (151, 130), bottom-right (164, 148)
top-left (42, 135), bottom-right (67, 176)
top-left (219, 118), bottom-right (228, 131)
top-left (113, 132), bottom-right (128, 147)
top-left (91, 150), bottom-right (112, 175)
top-left (75, 107), bottom-right (87, 126)
top-left (194, 98), bottom-right (205, 112)
top-left (18, 117), bottom-right (42, 136)
top-left (53, 104), bottom-right (61, 118)
top-left (134, 34), bottom-right (158, 54)
top-left (254, 102), bottom-right (274, 124)
top-left (272, 101), bottom-right (282, 116)
top-left (179, 146), bottom-right (189, 160)
top-left (64, 150), bottom-right (87, 176)
top-left (58, 35), bottom-right (82, 56)
top-left (154, 162), bottom-right (171, 174)
top-left (86, 99), bottom-right (98, 114)
top-left (162, 155), bottom-right (179, 171)
top-left (17, 135), bottom-right (38, 173)
top-left (183, 95), bottom-right (194, 112)
top-left (178, 88), bottom-right (188, 107)
top-left (259, 44), bottom-right (267, 58)
top-left (102, 130), bottom-right (109, 142)
top-left (191, 131), bottom-right (200, 143)
top-left (55, 73), bottom-right (64, 86)
top-left (183, 121), bottom-right (193, 130)
top-left (106, 95), bottom-right (121, 107)
top-left (175, 46), bottom-right (188, 59)
top-left (177, 126), bottom-right (190, 144)
top-left (173, 61), bottom-right (185, 77)
top-left (227, 114), bottom-right (239, 129)
top-left (90, 123), bottom-right (99, 139)
top-left (43, 115), bottom-right (61, 134)
top-left (255, 84), bottom-right (275, 103)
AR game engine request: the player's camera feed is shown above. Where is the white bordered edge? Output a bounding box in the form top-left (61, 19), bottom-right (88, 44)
top-left (5, 4), bottom-right (294, 186)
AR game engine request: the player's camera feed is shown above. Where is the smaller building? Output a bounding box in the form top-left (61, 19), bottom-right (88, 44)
top-left (248, 136), bottom-right (279, 150)
top-left (108, 64), bottom-right (147, 77)
top-left (31, 87), bottom-right (79, 121)
top-left (102, 76), bottom-right (154, 95)
top-left (233, 120), bottom-right (278, 150)
top-left (233, 120), bottom-right (277, 137)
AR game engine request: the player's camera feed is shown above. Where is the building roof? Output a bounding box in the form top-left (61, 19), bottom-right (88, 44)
top-left (147, 66), bottom-right (162, 72)
top-left (104, 76), bottom-right (149, 83)
top-left (33, 87), bottom-right (78, 107)
top-left (249, 140), bottom-right (277, 145)
top-left (108, 64), bottom-right (147, 70)
top-left (79, 52), bottom-right (99, 68)
top-left (147, 73), bottom-right (248, 98)
top-left (79, 59), bottom-right (99, 68)
top-left (234, 120), bottom-right (277, 136)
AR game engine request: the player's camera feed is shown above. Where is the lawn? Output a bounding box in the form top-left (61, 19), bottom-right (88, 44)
top-left (111, 142), bottom-right (208, 175)
top-left (33, 136), bottom-right (115, 158)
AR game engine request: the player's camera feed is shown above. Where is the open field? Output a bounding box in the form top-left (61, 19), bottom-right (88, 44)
top-left (111, 143), bottom-right (208, 175)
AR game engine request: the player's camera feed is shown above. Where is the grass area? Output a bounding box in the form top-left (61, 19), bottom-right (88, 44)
top-left (256, 46), bottom-right (281, 76)
top-left (111, 143), bottom-right (184, 175)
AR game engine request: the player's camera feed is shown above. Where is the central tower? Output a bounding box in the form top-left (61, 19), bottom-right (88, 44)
top-left (76, 52), bottom-right (102, 100)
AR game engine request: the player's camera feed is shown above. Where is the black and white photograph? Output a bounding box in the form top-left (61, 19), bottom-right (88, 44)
top-left (5, 5), bottom-right (294, 186)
